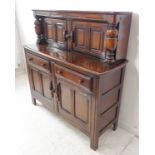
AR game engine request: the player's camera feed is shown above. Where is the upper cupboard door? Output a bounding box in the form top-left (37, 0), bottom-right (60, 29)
top-left (72, 21), bottom-right (108, 56)
top-left (44, 18), bottom-right (67, 49)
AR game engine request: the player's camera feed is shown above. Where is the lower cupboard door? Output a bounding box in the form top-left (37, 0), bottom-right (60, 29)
top-left (28, 66), bottom-right (54, 109)
top-left (74, 91), bottom-right (90, 124)
top-left (57, 81), bottom-right (91, 132)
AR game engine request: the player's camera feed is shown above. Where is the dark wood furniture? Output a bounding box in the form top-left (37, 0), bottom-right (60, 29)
top-left (24, 10), bottom-right (132, 150)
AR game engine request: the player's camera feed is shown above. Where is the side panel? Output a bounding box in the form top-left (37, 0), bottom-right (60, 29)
top-left (100, 69), bottom-right (122, 94)
top-left (99, 68), bottom-right (124, 132)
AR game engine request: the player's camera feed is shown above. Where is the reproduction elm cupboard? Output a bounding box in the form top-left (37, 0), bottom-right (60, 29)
top-left (24, 10), bottom-right (132, 150)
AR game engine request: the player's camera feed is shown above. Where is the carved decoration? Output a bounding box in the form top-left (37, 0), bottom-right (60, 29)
top-left (104, 24), bottom-right (119, 63)
top-left (34, 16), bottom-right (47, 44)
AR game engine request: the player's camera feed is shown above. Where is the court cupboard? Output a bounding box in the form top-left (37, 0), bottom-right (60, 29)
top-left (24, 10), bottom-right (132, 150)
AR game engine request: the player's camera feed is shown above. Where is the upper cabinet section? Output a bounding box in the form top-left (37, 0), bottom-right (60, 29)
top-left (33, 10), bottom-right (132, 63)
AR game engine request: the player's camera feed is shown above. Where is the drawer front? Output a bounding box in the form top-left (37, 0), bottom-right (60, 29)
top-left (55, 64), bottom-right (92, 91)
top-left (26, 53), bottom-right (50, 73)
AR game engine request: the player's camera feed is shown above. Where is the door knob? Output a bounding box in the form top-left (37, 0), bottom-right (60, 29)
top-left (29, 58), bottom-right (33, 61)
top-left (63, 30), bottom-right (71, 41)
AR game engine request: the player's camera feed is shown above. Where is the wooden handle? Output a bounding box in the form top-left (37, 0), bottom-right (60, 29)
top-left (50, 81), bottom-right (53, 90)
top-left (63, 30), bottom-right (70, 41)
top-left (56, 83), bottom-right (61, 102)
top-left (50, 81), bottom-right (55, 97)
top-left (71, 31), bottom-right (75, 43)
top-left (65, 34), bottom-right (70, 39)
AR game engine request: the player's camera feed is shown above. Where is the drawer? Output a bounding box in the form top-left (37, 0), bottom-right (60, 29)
top-left (26, 53), bottom-right (50, 73)
top-left (55, 64), bottom-right (92, 91)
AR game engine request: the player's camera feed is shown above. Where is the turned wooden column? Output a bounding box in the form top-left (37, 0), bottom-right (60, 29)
top-left (104, 25), bottom-right (118, 63)
top-left (34, 16), bottom-right (47, 44)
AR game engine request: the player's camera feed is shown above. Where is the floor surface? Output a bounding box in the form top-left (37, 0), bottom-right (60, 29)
top-left (15, 71), bottom-right (139, 155)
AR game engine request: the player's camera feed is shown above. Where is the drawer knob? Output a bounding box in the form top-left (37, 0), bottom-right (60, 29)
top-left (29, 58), bottom-right (33, 61)
top-left (57, 70), bottom-right (62, 74)
top-left (41, 63), bottom-right (46, 67)
top-left (78, 79), bottom-right (84, 84)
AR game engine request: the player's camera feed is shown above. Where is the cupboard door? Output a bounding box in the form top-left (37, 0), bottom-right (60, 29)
top-left (74, 91), bottom-right (90, 124)
top-left (57, 80), bottom-right (91, 132)
top-left (42, 72), bottom-right (53, 99)
top-left (72, 21), bottom-right (108, 56)
top-left (44, 18), bottom-right (67, 49)
top-left (28, 66), bottom-right (54, 104)
top-left (31, 68), bottom-right (42, 94)
top-left (57, 82), bottom-right (74, 114)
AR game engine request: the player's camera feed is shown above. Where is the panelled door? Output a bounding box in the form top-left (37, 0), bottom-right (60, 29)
top-left (56, 79), bottom-right (91, 132)
top-left (71, 20), bottom-right (108, 56)
top-left (28, 65), bottom-right (54, 108)
top-left (44, 18), bottom-right (67, 50)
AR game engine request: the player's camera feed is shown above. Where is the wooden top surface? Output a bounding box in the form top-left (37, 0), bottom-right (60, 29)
top-left (33, 10), bottom-right (132, 23)
top-left (24, 44), bottom-right (127, 76)
top-left (33, 10), bottom-right (131, 14)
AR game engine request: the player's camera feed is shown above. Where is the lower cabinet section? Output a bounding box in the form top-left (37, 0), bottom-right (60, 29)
top-left (56, 79), bottom-right (91, 133)
top-left (25, 51), bottom-right (125, 150)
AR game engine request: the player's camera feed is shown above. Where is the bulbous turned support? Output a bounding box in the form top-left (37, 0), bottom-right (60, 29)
top-left (104, 28), bottom-right (118, 63)
top-left (34, 17), bottom-right (47, 44)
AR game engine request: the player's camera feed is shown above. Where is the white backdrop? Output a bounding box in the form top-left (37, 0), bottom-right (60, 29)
top-left (16, 0), bottom-right (139, 136)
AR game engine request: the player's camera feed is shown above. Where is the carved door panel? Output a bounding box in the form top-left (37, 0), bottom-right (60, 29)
top-left (74, 91), bottom-right (90, 124)
top-left (44, 18), bottom-right (67, 50)
top-left (58, 82), bottom-right (74, 114)
top-left (42, 72), bottom-right (53, 99)
top-left (28, 66), bottom-right (54, 103)
top-left (56, 80), bottom-right (91, 132)
top-left (72, 21), bottom-right (108, 56)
